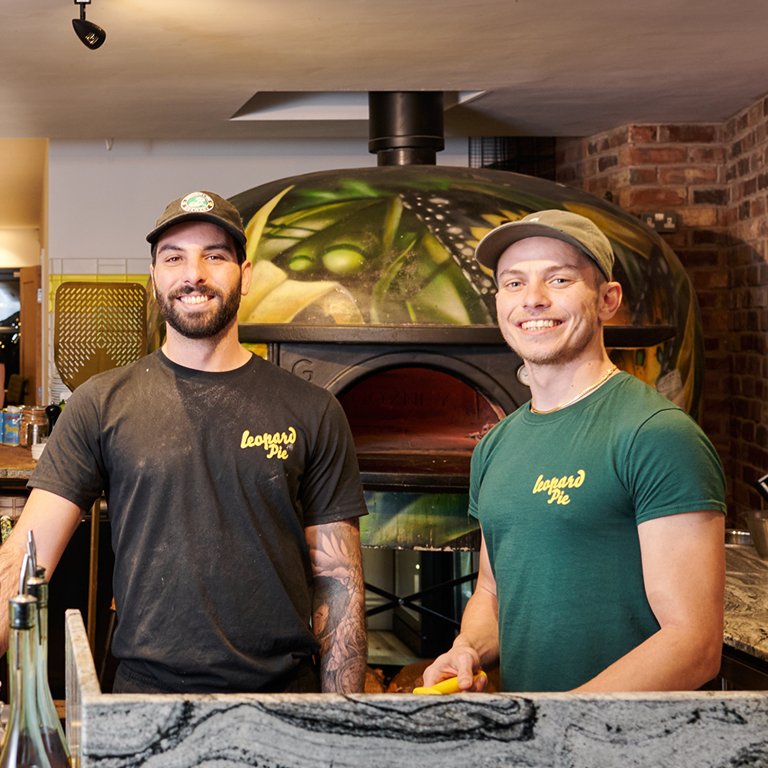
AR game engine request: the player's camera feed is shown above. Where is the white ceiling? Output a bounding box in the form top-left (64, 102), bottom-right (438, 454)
top-left (1, 0), bottom-right (767, 230)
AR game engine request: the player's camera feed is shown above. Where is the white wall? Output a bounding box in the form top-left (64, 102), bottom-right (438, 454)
top-left (48, 137), bottom-right (469, 270)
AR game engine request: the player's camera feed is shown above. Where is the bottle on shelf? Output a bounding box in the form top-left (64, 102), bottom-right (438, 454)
top-left (24, 532), bottom-right (71, 767)
top-left (44, 405), bottom-right (60, 435)
top-left (26, 576), bottom-right (70, 767)
top-left (0, 593), bottom-right (53, 768)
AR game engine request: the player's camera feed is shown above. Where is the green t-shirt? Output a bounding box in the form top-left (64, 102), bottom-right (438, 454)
top-left (470, 372), bottom-right (726, 692)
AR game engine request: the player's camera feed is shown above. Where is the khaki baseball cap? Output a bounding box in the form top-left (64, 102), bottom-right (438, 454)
top-left (146, 191), bottom-right (247, 259)
top-left (475, 209), bottom-right (614, 281)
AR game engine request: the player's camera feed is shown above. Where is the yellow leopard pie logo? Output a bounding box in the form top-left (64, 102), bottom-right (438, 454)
top-left (532, 470), bottom-right (585, 505)
top-left (241, 427), bottom-right (296, 460)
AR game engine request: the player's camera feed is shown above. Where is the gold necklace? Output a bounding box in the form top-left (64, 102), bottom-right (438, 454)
top-left (530, 366), bottom-right (618, 414)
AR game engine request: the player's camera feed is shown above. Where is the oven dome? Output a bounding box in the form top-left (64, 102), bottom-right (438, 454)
top-left (231, 166), bottom-right (702, 415)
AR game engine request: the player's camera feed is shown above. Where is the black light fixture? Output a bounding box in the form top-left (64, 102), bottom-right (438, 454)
top-left (72, 0), bottom-right (106, 50)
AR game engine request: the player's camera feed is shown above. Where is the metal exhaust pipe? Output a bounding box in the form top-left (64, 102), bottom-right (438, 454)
top-left (368, 92), bottom-right (445, 166)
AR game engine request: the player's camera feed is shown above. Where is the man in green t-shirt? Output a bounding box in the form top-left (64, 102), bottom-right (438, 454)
top-left (423, 210), bottom-right (726, 693)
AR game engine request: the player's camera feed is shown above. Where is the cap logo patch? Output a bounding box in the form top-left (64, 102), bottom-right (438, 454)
top-left (180, 192), bottom-right (214, 213)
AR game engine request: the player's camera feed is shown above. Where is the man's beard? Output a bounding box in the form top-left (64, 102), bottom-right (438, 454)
top-left (156, 280), bottom-right (242, 340)
top-left (500, 323), bottom-right (599, 366)
top-left (499, 300), bottom-right (601, 367)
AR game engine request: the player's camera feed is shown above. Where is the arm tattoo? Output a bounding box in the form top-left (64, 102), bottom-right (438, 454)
top-left (308, 519), bottom-right (367, 693)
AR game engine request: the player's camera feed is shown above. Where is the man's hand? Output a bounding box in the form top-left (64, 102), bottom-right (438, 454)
top-left (306, 517), bottom-right (367, 693)
top-left (422, 643), bottom-right (488, 691)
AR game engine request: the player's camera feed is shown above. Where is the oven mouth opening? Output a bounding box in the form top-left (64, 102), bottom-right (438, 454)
top-left (339, 366), bottom-right (503, 492)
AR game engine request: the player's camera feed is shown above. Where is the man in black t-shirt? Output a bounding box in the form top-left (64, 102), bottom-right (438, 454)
top-left (0, 191), bottom-right (368, 694)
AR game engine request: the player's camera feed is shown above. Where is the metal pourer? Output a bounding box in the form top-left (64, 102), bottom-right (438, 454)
top-left (8, 594), bottom-right (37, 631)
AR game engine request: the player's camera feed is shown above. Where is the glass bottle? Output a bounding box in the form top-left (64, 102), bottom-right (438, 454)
top-left (26, 577), bottom-right (70, 768)
top-left (0, 594), bottom-right (52, 768)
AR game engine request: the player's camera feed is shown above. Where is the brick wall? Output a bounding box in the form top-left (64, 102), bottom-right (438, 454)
top-left (723, 98), bottom-right (768, 516)
top-left (556, 95), bottom-right (768, 521)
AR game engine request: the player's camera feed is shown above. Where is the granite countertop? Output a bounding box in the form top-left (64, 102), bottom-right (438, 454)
top-left (65, 610), bottom-right (768, 768)
top-left (725, 543), bottom-right (768, 662)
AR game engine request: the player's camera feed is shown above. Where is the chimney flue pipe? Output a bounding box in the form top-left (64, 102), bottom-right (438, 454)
top-left (368, 92), bottom-right (445, 166)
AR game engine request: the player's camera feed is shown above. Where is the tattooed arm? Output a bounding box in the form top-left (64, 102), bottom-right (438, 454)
top-left (306, 517), bottom-right (367, 693)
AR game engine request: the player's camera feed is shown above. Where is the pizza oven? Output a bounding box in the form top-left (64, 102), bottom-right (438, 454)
top-left (238, 324), bottom-right (519, 493)
top-left (153, 92), bottom-right (697, 655)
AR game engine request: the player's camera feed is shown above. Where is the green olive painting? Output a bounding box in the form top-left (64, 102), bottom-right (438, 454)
top-left (230, 166), bottom-right (703, 417)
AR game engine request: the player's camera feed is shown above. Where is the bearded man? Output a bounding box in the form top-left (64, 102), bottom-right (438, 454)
top-left (1, 191), bottom-right (368, 694)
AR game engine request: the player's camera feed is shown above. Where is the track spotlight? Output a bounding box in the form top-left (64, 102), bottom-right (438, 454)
top-left (72, 0), bottom-right (106, 50)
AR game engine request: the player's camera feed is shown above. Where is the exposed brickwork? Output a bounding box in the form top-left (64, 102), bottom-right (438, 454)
top-left (723, 97), bottom-right (768, 518)
top-left (557, 97), bottom-right (768, 523)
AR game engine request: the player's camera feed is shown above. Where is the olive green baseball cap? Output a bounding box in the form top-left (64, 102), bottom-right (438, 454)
top-left (475, 209), bottom-right (614, 281)
top-left (146, 191), bottom-right (247, 260)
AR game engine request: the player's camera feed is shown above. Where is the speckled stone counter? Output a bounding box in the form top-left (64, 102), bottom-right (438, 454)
top-left (724, 544), bottom-right (768, 662)
top-left (65, 605), bottom-right (768, 768)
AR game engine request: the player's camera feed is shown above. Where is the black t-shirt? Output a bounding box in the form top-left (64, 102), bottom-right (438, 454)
top-left (30, 351), bottom-right (367, 692)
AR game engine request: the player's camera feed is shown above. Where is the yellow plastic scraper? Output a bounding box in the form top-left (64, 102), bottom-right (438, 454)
top-left (413, 670), bottom-right (487, 695)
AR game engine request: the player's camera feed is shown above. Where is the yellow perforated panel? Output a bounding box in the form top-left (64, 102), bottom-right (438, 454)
top-left (54, 282), bottom-right (148, 391)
